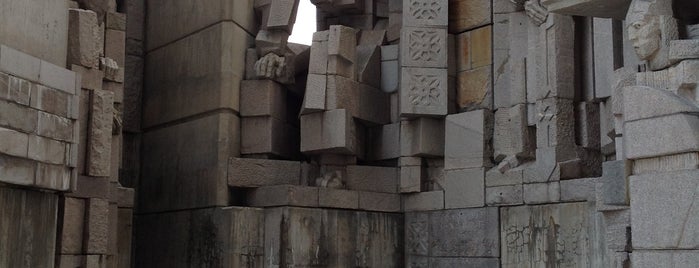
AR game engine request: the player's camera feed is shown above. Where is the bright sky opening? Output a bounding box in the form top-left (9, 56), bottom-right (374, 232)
top-left (288, 0), bottom-right (317, 45)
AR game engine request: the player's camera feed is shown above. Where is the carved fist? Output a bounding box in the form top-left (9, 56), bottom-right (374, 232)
top-left (254, 53), bottom-right (287, 80)
top-left (524, 0), bottom-right (548, 26)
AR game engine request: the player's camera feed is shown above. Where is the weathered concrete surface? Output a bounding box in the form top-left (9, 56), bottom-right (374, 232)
top-left (264, 207), bottom-right (404, 267)
top-left (0, 0), bottom-right (69, 66)
top-left (500, 202), bottom-right (608, 268)
top-left (136, 206), bottom-right (265, 268)
top-left (0, 187), bottom-right (58, 268)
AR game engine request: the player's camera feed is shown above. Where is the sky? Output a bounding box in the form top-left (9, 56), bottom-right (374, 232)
top-left (288, 0), bottom-right (316, 45)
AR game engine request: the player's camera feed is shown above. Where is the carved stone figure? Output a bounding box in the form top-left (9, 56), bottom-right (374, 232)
top-left (625, 0), bottom-right (678, 71)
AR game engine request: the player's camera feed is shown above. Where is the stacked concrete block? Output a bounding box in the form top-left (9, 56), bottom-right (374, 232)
top-left (0, 46), bottom-right (79, 192)
top-left (455, 25), bottom-right (493, 111)
top-left (400, 0), bottom-right (449, 117)
top-left (449, 0), bottom-right (492, 34)
top-left (240, 80), bottom-right (299, 159)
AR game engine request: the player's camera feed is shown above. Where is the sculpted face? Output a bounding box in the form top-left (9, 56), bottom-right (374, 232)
top-left (628, 15), bottom-right (661, 60)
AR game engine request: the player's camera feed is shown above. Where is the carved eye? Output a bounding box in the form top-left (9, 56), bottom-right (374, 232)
top-left (633, 22), bottom-right (642, 29)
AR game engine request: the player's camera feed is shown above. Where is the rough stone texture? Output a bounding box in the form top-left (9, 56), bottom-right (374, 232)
top-left (359, 191), bottom-right (402, 212)
top-left (631, 170), bottom-right (699, 249)
top-left (367, 122), bottom-right (400, 161)
top-left (0, 0), bottom-right (69, 66)
top-left (264, 207), bottom-right (403, 267)
top-left (144, 22), bottom-right (251, 128)
top-left (493, 104), bottom-right (533, 159)
top-left (457, 65), bottom-right (492, 110)
top-left (140, 112), bottom-right (239, 213)
top-left (403, 191), bottom-right (445, 211)
top-left (523, 181), bottom-right (561, 204)
top-left (300, 109), bottom-right (362, 155)
top-left (405, 207), bottom-right (499, 258)
top-left (241, 116), bottom-right (299, 158)
top-left (318, 188), bottom-right (359, 209)
top-left (448, 0), bottom-right (491, 33)
top-left (0, 187), bottom-right (58, 268)
top-left (445, 110), bottom-right (492, 169)
top-left (68, 8), bottom-right (102, 68)
top-left (228, 158), bottom-right (301, 188)
top-left (623, 85), bottom-right (699, 122)
top-left (624, 113), bottom-right (699, 160)
top-left (85, 198), bottom-right (109, 254)
top-left (0, 127), bottom-right (29, 158)
top-left (136, 207), bottom-right (265, 268)
top-left (444, 168), bottom-right (485, 208)
top-left (632, 152), bottom-right (699, 175)
top-left (346, 165), bottom-right (399, 193)
top-left (560, 177), bottom-right (597, 202)
top-left (486, 184), bottom-right (523, 206)
top-left (0, 99), bottom-right (38, 133)
top-left (247, 185), bottom-right (319, 207)
top-left (501, 202), bottom-right (608, 267)
top-left (87, 89), bottom-right (114, 177)
top-left (631, 250), bottom-right (699, 268)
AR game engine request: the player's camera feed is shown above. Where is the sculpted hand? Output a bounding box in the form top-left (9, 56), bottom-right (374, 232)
top-left (524, 0), bottom-right (548, 26)
top-left (254, 53), bottom-right (287, 80)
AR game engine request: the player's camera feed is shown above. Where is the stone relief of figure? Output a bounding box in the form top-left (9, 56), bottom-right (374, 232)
top-left (625, 0), bottom-right (679, 71)
top-left (253, 0), bottom-right (300, 84)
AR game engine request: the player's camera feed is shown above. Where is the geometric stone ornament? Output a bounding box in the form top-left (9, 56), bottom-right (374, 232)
top-left (401, 27), bottom-right (448, 68)
top-left (402, 0), bottom-right (448, 27)
top-left (400, 67), bottom-right (448, 116)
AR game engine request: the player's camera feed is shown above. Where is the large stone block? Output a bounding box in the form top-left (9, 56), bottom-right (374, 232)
top-left (241, 80), bottom-right (287, 118)
top-left (300, 109), bottom-right (363, 155)
top-left (401, 27), bottom-right (448, 68)
top-left (247, 185), bottom-right (319, 207)
top-left (136, 206), bottom-right (265, 268)
top-left (445, 110), bottom-right (492, 169)
top-left (301, 74), bottom-right (326, 114)
top-left (228, 157), bottom-right (301, 187)
top-left (241, 116), bottom-right (299, 158)
top-left (401, 117), bottom-right (445, 157)
top-left (448, 0), bottom-right (491, 33)
top-left (402, 0), bottom-right (449, 27)
top-left (318, 188), bottom-right (359, 209)
top-left (493, 104), bottom-right (533, 159)
top-left (67, 9), bottom-right (102, 68)
top-left (328, 25), bottom-right (357, 62)
top-left (624, 113), bottom-right (699, 160)
top-left (367, 122), bottom-right (401, 161)
top-left (31, 85), bottom-right (71, 118)
top-left (0, 99), bottom-right (38, 133)
top-left (140, 112), bottom-right (239, 213)
top-left (27, 134), bottom-right (66, 165)
top-left (146, 0), bottom-right (256, 51)
top-left (523, 182), bottom-right (560, 204)
top-left (0, 45), bottom-right (41, 83)
top-left (266, 0), bottom-right (299, 32)
top-left (501, 202), bottom-right (608, 267)
top-left (0, 127), bottom-right (29, 158)
top-left (0, 0), bottom-right (68, 66)
top-left (264, 207), bottom-right (403, 267)
top-left (85, 198), bottom-right (109, 254)
top-left (144, 22), bottom-right (251, 127)
top-left (0, 187), bottom-right (58, 268)
top-left (485, 185), bottom-right (523, 206)
top-left (358, 191), bottom-right (402, 212)
top-left (87, 89), bottom-right (113, 177)
top-left (403, 191), bottom-right (445, 211)
top-left (630, 170), bottom-right (699, 249)
top-left (632, 152), bottom-right (699, 175)
top-left (457, 65), bottom-right (492, 110)
top-left (623, 85), bottom-right (699, 122)
top-left (444, 168), bottom-right (485, 208)
top-left (631, 250), bottom-right (699, 268)
top-left (346, 165), bottom-right (399, 193)
top-left (0, 72), bottom-right (31, 105)
top-left (406, 207), bottom-right (499, 258)
top-left (58, 197), bottom-right (85, 254)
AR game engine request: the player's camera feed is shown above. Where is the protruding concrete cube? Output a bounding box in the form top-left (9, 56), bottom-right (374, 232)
top-left (445, 168), bottom-right (485, 208)
top-left (240, 80), bottom-right (287, 119)
top-left (300, 109), bottom-right (363, 156)
top-left (445, 110), bottom-right (493, 170)
top-left (346, 165), bottom-right (399, 193)
top-left (403, 191), bottom-right (445, 211)
top-left (68, 9), bottom-right (103, 68)
top-left (401, 117), bottom-right (445, 157)
top-left (241, 116), bottom-right (299, 158)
